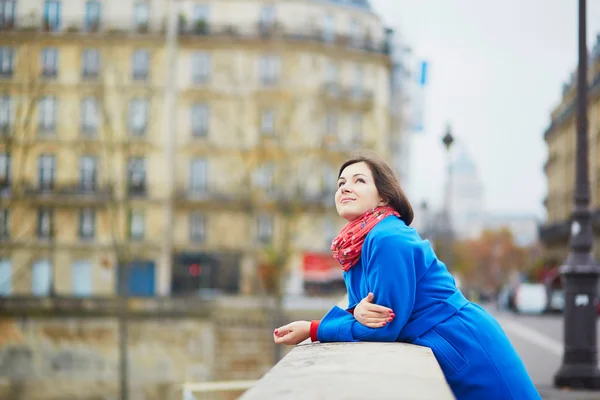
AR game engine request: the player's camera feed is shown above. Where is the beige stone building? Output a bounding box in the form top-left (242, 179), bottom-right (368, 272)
top-left (540, 35), bottom-right (600, 260)
top-left (0, 0), bottom-right (404, 300)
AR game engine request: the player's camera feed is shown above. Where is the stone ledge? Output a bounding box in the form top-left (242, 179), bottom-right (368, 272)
top-left (240, 340), bottom-right (455, 400)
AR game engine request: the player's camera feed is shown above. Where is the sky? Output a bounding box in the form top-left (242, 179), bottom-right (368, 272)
top-left (371, 0), bottom-right (600, 220)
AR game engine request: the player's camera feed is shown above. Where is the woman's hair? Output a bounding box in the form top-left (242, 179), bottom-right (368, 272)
top-left (338, 150), bottom-right (414, 226)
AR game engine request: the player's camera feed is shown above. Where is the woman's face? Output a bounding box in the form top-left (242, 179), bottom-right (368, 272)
top-left (335, 161), bottom-right (383, 221)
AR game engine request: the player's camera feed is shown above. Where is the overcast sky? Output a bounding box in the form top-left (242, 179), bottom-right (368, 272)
top-left (371, 0), bottom-right (600, 219)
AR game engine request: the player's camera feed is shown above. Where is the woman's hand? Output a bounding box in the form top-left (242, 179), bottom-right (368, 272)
top-left (273, 321), bottom-right (311, 345)
top-left (354, 292), bottom-right (395, 328)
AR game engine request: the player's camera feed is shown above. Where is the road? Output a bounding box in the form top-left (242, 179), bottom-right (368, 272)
top-left (486, 306), bottom-right (600, 399)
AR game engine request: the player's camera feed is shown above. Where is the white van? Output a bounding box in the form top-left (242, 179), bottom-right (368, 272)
top-left (514, 283), bottom-right (547, 314)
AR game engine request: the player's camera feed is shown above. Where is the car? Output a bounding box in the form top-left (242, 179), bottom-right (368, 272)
top-left (547, 289), bottom-right (564, 313)
top-left (514, 283), bottom-right (547, 314)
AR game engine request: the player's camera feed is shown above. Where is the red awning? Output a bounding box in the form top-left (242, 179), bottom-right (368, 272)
top-left (303, 252), bottom-right (343, 282)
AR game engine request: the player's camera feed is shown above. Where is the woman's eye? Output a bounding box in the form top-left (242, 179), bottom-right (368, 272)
top-left (337, 181), bottom-right (344, 188)
top-left (357, 178), bottom-right (365, 183)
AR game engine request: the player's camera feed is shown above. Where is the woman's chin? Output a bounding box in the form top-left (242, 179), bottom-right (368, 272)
top-left (338, 207), bottom-right (363, 222)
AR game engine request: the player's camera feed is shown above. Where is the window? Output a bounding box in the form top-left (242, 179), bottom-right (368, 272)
top-left (191, 52), bottom-right (210, 84)
top-left (325, 111), bottom-right (338, 136)
top-left (72, 260), bottom-right (92, 297)
top-left (39, 96), bottom-right (57, 133)
top-left (257, 214), bottom-right (273, 244)
top-left (41, 48), bottom-right (59, 78)
top-left (326, 61), bottom-right (338, 83)
top-left (0, 1), bottom-right (16, 29)
top-left (192, 4), bottom-right (209, 33)
top-left (190, 158), bottom-right (207, 195)
top-left (322, 14), bottom-right (334, 43)
top-left (349, 19), bottom-right (361, 46)
top-left (324, 217), bottom-right (334, 249)
top-left (260, 109), bottom-right (275, 136)
top-left (191, 103), bottom-right (209, 137)
top-left (190, 213), bottom-right (205, 242)
top-left (79, 209), bottom-right (95, 239)
top-left (351, 112), bottom-right (362, 144)
top-left (127, 157), bottom-right (146, 195)
top-left (193, 4), bottom-right (209, 23)
top-left (0, 209), bottom-right (8, 239)
top-left (43, 0), bottom-right (61, 32)
top-left (128, 98), bottom-right (148, 135)
top-left (132, 50), bottom-right (149, 80)
top-left (81, 97), bottom-right (98, 134)
top-left (79, 156), bottom-right (97, 191)
top-left (259, 5), bottom-right (275, 29)
top-left (0, 152), bottom-right (10, 188)
top-left (82, 48), bottom-right (100, 78)
top-left (38, 154), bottom-right (55, 191)
top-left (130, 210), bottom-right (145, 240)
top-left (85, 0), bottom-right (101, 31)
top-left (134, 2), bottom-right (149, 31)
top-left (0, 95), bottom-right (11, 133)
top-left (37, 209), bottom-right (54, 238)
top-left (259, 55), bottom-right (280, 86)
top-left (323, 165), bottom-right (337, 194)
top-left (0, 260), bottom-right (11, 296)
top-left (0, 47), bottom-right (14, 77)
top-left (255, 163), bottom-right (274, 193)
top-left (32, 260), bottom-right (52, 296)
top-left (352, 64), bottom-right (363, 97)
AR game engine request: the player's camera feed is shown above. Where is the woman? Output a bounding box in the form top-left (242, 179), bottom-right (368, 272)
top-left (273, 151), bottom-right (540, 400)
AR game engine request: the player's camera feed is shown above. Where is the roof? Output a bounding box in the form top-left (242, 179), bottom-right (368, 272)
top-left (325, 0), bottom-right (373, 11)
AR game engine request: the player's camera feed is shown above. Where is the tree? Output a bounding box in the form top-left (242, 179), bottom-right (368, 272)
top-left (452, 228), bottom-right (529, 291)
top-left (0, 41), bottom-right (58, 294)
top-left (202, 47), bottom-right (384, 362)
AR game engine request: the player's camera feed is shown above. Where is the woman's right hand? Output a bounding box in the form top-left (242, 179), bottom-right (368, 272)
top-left (353, 292), bottom-right (395, 328)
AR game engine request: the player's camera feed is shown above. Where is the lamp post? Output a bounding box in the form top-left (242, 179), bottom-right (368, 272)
top-left (553, 0), bottom-right (600, 389)
top-left (442, 125), bottom-right (454, 270)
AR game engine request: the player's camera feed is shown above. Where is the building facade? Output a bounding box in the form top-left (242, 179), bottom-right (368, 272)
top-left (0, 0), bottom-right (403, 300)
top-left (540, 34), bottom-right (600, 261)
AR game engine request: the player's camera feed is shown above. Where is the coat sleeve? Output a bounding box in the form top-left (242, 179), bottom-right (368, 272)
top-left (316, 233), bottom-right (417, 343)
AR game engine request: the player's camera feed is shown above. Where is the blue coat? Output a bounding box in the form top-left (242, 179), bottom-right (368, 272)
top-left (317, 216), bottom-right (541, 400)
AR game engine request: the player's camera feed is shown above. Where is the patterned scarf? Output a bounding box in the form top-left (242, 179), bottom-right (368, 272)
top-left (331, 206), bottom-right (400, 272)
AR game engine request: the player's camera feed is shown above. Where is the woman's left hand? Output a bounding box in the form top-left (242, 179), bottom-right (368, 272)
top-left (273, 321), bottom-right (311, 345)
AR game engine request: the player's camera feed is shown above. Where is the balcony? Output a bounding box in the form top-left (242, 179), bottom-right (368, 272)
top-left (81, 69), bottom-right (100, 81)
top-left (7, 20), bottom-right (391, 57)
top-left (0, 295), bottom-right (212, 318)
top-left (320, 83), bottom-right (374, 109)
top-left (539, 208), bottom-right (600, 246)
top-left (127, 183), bottom-right (147, 198)
top-left (41, 68), bottom-right (58, 79)
top-left (22, 182), bottom-right (114, 206)
top-left (178, 23), bottom-right (391, 56)
top-left (175, 188), bottom-right (240, 208)
top-left (0, 18), bottom-right (15, 31)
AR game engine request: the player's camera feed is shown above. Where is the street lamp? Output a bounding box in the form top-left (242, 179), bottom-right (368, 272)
top-left (442, 125), bottom-right (454, 270)
top-left (553, 0), bottom-right (600, 390)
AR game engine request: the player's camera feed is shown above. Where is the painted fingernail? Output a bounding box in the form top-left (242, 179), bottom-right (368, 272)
top-left (387, 317), bottom-right (393, 322)
top-left (382, 322), bottom-right (386, 326)
top-left (390, 313), bottom-right (395, 317)
top-left (274, 329), bottom-right (279, 335)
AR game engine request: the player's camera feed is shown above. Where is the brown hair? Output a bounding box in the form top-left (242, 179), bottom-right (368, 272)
top-left (338, 150), bottom-right (414, 226)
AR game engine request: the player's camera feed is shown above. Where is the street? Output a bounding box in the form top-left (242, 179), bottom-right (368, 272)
top-left (486, 306), bottom-right (600, 399)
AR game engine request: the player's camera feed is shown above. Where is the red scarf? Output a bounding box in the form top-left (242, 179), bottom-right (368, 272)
top-left (331, 206), bottom-right (400, 272)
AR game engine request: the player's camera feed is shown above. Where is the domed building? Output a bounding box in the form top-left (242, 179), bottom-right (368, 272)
top-left (446, 148), bottom-right (486, 239)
